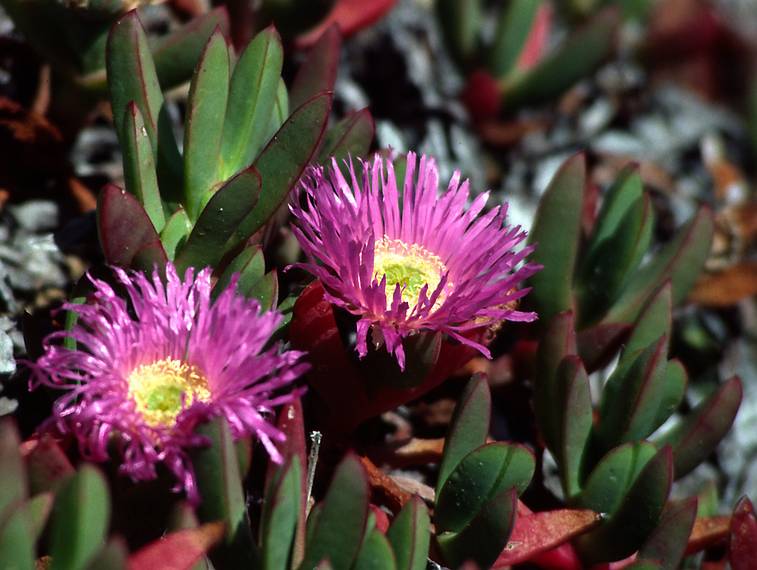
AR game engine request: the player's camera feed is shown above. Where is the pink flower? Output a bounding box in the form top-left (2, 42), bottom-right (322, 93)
top-left (290, 152), bottom-right (540, 370)
top-left (30, 263), bottom-right (307, 501)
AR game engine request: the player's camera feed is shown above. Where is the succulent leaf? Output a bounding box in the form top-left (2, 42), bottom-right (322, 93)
top-left (261, 460), bottom-right (301, 570)
top-left (386, 497), bottom-right (430, 570)
top-left (316, 108), bottom-right (375, 165)
top-left (354, 530), bottom-right (398, 570)
top-left (289, 25), bottom-right (341, 109)
top-left (487, 0), bottom-right (542, 76)
top-left (635, 498), bottom-right (698, 570)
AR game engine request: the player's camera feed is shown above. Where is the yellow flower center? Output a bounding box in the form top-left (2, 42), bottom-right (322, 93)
top-left (127, 358), bottom-right (211, 427)
top-left (372, 237), bottom-right (452, 309)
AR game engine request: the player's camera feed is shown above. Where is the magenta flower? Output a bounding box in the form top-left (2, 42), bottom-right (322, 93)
top-left (290, 152), bottom-right (541, 369)
top-left (31, 263), bottom-right (307, 501)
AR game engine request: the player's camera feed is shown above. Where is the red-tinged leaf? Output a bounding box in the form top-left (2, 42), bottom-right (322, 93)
top-left (290, 25), bottom-right (341, 110)
top-left (370, 505), bottom-right (390, 534)
top-left (317, 108), bottom-right (375, 164)
top-left (730, 497), bottom-right (757, 570)
top-left (516, 3), bottom-right (551, 71)
top-left (97, 184), bottom-right (168, 271)
top-left (493, 508), bottom-right (601, 568)
top-left (127, 522), bottom-right (225, 570)
top-left (21, 436), bottom-right (74, 495)
top-left (296, 0), bottom-right (398, 48)
top-left (637, 498), bottom-right (698, 570)
top-left (577, 322), bottom-right (631, 373)
top-left (685, 516), bottom-right (730, 554)
top-left (658, 376), bottom-right (742, 479)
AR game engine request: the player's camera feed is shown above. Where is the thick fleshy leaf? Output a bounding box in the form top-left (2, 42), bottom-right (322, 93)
top-left (596, 336), bottom-right (669, 449)
top-left (183, 30), bottom-right (230, 220)
top-left (174, 166), bottom-right (262, 274)
top-left (386, 497), bottom-right (430, 570)
top-left (26, 492), bottom-right (53, 540)
top-left (190, 418), bottom-right (256, 568)
top-left (534, 311), bottom-right (577, 453)
top-left (576, 322), bottom-right (631, 372)
top-left (577, 446), bottom-right (673, 564)
top-left (525, 154), bottom-right (585, 326)
top-left (0, 419), bottom-right (26, 515)
top-left (493, 508), bottom-right (601, 568)
top-left (501, 8), bottom-right (619, 109)
top-left (362, 332), bottom-right (441, 389)
top-left (316, 108), bottom-right (375, 164)
top-left (658, 376), bottom-right (742, 479)
top-left (621, 284), bottom-right (672, 365)
top-left (127, 522), bottom-right (225, 570)
top-left (97, 184), bottom-right (168, 271)
top-left (221, 26), bottom-right (284, 178)
top-left (604, 207), bottom-right (715, 324)
top-left (22, 436), bottom-right (74, 495)
top-left (435, 0), bottom-right (482, 69)
top-left (730, 497), bottom-right (757, 570)
top-left (121, 102), bottom-right (164, 232)
top-left (295, 0), bottom-right (397, 47)
top-left (555, 356), bottom-right (592, 499)
top-left (436, 488), bottom-right (517, 569)
top-left (436, 375), bottom-right (491, 496)
top-left (153, 8), bottom-right (230, 90)
top-left (245, 269), bottom-right (279, 310)
top-left (636, 498), bottom-right (698, 570)
top-left (652, 359), bottom-right (687, 430)
top-left (231, 93), bottom-right (332, 246)
top-left (261, 459), bottom-right (301, 570)
top-left (577, 441), bottom-right (658, 514)
top-left (107, 11), bottom-right (182, 200)
top-left (159, 208), bottom-right (192, 261)
top-left (487, 0), bottom-right (541, 76)
top-left (436, 443), bottom-right (534, 533)
top-left (577, 192), bottom-right (654, 325)
top-left (86, 538), bottom-right (128, 570)
top-left (301, 454), bottom-right (369, 570)
top-left (266, 78), bottom-right (290, 143)
top-left (213, 245), bottom-right (265, 300)
top-left (354, 530), bottom-right (397, 570)
top-left (290, 25), bottom-right (341, 110)
top-left (0, 501), bottom-right (34, 570)
top-left (49, 465), bottom-right (111, 570)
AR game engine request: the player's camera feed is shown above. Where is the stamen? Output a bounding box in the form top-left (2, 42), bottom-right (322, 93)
top-left (128, 358), bottom-right (210, 427)
top-left (373, 237), bottom-right (453, 310)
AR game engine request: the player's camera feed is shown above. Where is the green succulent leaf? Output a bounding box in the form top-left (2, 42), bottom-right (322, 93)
top-left (577, 441), bottom-right (658, 514)
top-left (121, 102), bottom-right (164, 232)
top-left (261, 459), bottom-right (301, 570)
top-left (354, 530), bottom-right (397, 570)
top-left (159, 208), bottom-right (192, 261)
top-left (436, 443), bottom-right (534, 533)
top-left (266, 78), bottom-right (290, 143)
top-left (652, 359), bottom-right (688, 430)
top-left (49, 465), bottom-right (111, 570)
top-left (435, 0), bottom-right (483, 69)
top-left (245, 269), bottom-right (279, 310)
top-left (620, 283), bottom-right (672, 366)
top-left (657, 376), bottom-right (742, 479)
top-left (0, 419), bottom-right (26, 515)
top-left (152, 8), bottom-right (230, 91)
top-left (221, 26), bottom-right (284, 179)
top-left (636, 498), bottom-right (698, 570)
top-left (26, 492), bottom-right (53, 541)
top-left (596, 336), bottom-right (669, 449)
top-left (534, 311), bottom-right (577, 453)
top-left (183, 30), bottom-right (230, 220)
top-left (0, 501), bottom-right (35, 570)
top-left (231, 92), bottom-right (332, 248)
top-left (107, 11), bottom-right (183, 201)
top-left (174, 166), bottom-right (262, 274)
top-left (604, 207), bottom-right (715, 324)
top-left (576, 446), bottom-right (673, 564)
top-left (213, 245), bottom-right (266, 301)
top-left (84, 538), bottom-right (128, 570)
top-left (317, 108), bottom-right (375, 165)
top-left (436, 487), bottom-right (517, 569)
top-left (190, 418), bottom-right (256, 568)
top-left (289, 25), bottom-right (341, 109)
top-left (386, 497), bottom-right (430, 570)
top-left (555, 355), bottom-right (592, 499)
top-left (436, 375), bottom-right (491, 495)
top-left (525, 154), bottom-right (585, 326)
top-left (501, 8), bottom-right (619, 109)
top-left (487, 0), bottom-right (541, 76)
top-left (300, 454), bottom-right (369, 570)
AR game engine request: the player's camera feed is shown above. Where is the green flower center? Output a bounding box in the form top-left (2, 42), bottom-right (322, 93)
top-left (128, 359), bottom-right (210, 427)
top-left (373, 237), bottom-right (452, 309)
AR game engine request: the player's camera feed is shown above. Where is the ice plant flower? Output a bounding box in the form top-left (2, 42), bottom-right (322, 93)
top-left (30, 263), bottom-right (307, 501)
top-left (290, 152), bottom-right (541, 369)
